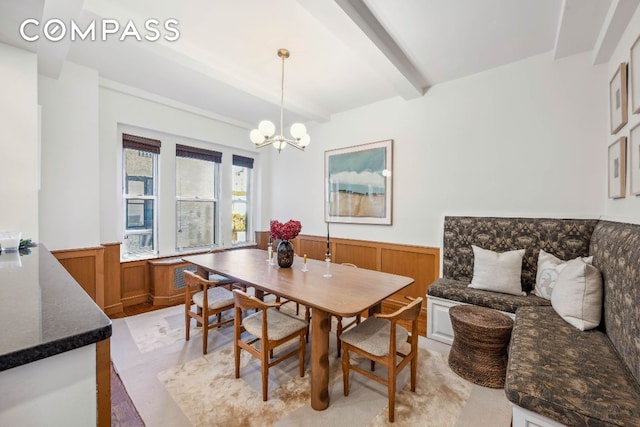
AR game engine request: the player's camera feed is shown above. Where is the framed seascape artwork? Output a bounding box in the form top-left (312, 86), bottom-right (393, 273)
top-left (632, 35), bottom-right (640, 114)
top-left (608, 137), bottom-right (627, 199)
top-left (325, 139), bottom-right (393, 225)
top-left (609, 63), bottom-right (628, 135)
top-left (630, 123), bottom-right (640, 195)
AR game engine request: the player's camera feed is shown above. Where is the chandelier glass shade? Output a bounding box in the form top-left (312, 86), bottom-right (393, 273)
top-left (250, 49), bottom-right (310, 152)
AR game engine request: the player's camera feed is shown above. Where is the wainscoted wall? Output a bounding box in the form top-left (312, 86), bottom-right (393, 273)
top-left (53, 235), bottom-right (439, 335)
top-left (52, 246), bottom-right (105, 309)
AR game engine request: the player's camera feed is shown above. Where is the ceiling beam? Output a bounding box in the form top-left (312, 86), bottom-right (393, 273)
top-left (37, 0), bottom-right (85, 78)
top-left (334, 0), bottom-right (428, 98)
top-left (553, 0), bottom-right (611, 60)
top-left (592, 0), bottom-right (640, 64)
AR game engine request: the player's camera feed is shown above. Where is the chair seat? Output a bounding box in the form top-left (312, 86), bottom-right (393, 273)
top-left (340, 317), bottom-right (408, 357)
top-left (243, 308), bottom-right (308, 341)
top-left (193, 287), bottom-right (234, 309)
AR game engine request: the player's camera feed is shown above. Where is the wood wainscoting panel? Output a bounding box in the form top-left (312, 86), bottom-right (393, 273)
top-left (148, 258), bottom-right (194, 306)
top-left (120, 260), bottom-right (150, 306)
top-left (380, 246), bottom-right (440, 336)
top-left (294, 237), bottom-right (327, 261)
top-left (102, 243), bottom-right (123, 316)
top-left (333, 242), bottom-right (377, 270)
top-left (53, 247), bottom-right (105, 308)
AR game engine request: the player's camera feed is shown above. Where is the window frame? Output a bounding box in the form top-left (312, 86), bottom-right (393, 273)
top-left (175, 144), bottom-right (222, 251)
top-left (122, 134), bottom-right (160, 257)
top-left (231, 154), bottom-right (254, 246)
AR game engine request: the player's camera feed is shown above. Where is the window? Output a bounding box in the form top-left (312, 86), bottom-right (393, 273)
top-left (122, 134), bottom-right (160, 256)
top-left (176, 144), bottom-right (222, 250)
top-left (232, 155), bottom-right (254, 245)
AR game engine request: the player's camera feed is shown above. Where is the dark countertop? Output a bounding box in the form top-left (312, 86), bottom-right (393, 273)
top-left (0, 245), bottom-right (112, 371)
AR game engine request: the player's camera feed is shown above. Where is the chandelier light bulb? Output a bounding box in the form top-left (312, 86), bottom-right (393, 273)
top-left (299, 134), bottom-right (310, 147)
top-left (258, 120), bottom-right (276, 137)
top-left (250, 129), bottom-right (264, 145)
top-left (290, 123), bottom-right (307, 140)
top-left (273, 140), bottom-right (287, 150)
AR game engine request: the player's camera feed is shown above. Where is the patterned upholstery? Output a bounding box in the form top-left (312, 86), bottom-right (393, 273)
top-left (431, 216), bottom-right (640, 426)
top-left (505, 306), bottom-right (640, 426)
top-left (590, 221), bottom-right (640, 385)
top-left (427, 278), bottom-right (550, 313)
top-left (441, 216), bottom-right (598, 292)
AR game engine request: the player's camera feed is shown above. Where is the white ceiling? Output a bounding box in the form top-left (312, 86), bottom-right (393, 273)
top-left (0, 0), bottom-right (638, 129)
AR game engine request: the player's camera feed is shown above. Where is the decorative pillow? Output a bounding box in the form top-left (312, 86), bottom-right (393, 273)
top-left (468, 246), bottom-right (526, 296)
top-left (534, 250), bottom-right (593, 300)
top-left (551, 258), bottom-right (603, 331)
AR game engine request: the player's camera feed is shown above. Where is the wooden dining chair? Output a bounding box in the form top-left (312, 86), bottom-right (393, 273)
top-left (184, 270), bottom-right (235, 355)
top-left (340, 296), bottom-right (423, 423)
top-left (232, 289), bottom-right (309, 401)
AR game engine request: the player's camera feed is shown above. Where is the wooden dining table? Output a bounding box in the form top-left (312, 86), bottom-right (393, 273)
top-left (183, 248), bottom-right (414, 410)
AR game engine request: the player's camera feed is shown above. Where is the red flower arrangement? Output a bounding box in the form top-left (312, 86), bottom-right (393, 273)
top-left (270, 219), bottom-right (302, 241)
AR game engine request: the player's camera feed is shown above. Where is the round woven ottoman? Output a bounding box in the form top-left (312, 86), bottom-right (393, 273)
top-left (448, 305), bottom-right (514, 388)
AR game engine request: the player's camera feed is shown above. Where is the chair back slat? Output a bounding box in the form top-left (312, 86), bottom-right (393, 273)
top-left (184, 269), bottom-right (224, 287)
top-left (376, 297), bottom-right (423, 322)
top-left (233, 289), bottom-right (269, 311)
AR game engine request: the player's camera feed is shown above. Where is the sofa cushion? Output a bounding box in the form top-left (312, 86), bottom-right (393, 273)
top-left (442, 217), bottom-right (598, 293)
top-left (427, 278), bottom-right (550, 313)
top-left (505, 306), bottom-right (640, 427)
top-left (533, 249), bottom-right (593, 300)
top-left (550, 258), bottom-right (603, 331)
top-left (590, 220), bottom-right (640, 385)
top-left (469, 246), bottom-right (526, 296)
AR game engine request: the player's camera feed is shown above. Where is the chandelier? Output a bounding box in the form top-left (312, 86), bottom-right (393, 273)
top-left (249, 49), bottom-right (310, 152)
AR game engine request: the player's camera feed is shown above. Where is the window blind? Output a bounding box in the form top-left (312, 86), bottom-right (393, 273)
top-left (232, 154), bottom-right (254, 169)
top-left (176, 144), bottom-right (222, 163)
top-left (122, 133), bottom-right (161, 154)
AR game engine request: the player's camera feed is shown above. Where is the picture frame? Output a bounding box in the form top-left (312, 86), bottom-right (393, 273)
top-left (325, 139), bottom-right (393, 225)
top-left (630, 123), bottom-right (640, 195)
top-left (608, 137), bottom-right (627, 199)
top-left (609, 63), bottom-right (628, 134)
top-left (631, 35), bottom-right (640, 114)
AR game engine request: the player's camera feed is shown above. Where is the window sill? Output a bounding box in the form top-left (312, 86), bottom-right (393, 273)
top-left (120, 243), bottom-right (257, 263)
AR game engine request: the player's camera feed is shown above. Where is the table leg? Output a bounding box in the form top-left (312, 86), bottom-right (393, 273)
top-left (310, 308), bottom-right (331, 410)
top-left (368, 302), bottom-right (382, 316)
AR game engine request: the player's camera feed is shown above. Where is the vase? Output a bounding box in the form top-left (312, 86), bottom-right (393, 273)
top-left (276, 240), bottom-right (294, 268)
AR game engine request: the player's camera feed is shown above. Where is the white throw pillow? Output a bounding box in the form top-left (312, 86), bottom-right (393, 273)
top-left (551, 258), bottom-right (603, 331)
top-left (534, 250), bottom-right (593, 300)
top-left (468, 246), bottom-right (526, 296)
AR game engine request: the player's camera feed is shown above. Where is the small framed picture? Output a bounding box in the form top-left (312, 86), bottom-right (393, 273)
top-left (630, 124), bottom-right (640, 195)
top-left (608, 137), bottom-right (627, 199)
top-left (631, 35), bottom-right (640, 114)
top-left (610, 63), bottom-right (628, 134)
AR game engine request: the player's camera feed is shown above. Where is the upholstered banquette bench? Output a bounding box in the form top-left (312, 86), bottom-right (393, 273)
top-left (426, 216), bottom-right (640, 427)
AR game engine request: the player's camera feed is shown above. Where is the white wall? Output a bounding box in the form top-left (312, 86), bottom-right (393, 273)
top-left (604, 5), bottom-right (640, 222)
top-left (98, 86), bottom-right (271, 255)
top-left (271, 51), bottom-right (607, 247)
top-left (0, 43), bottom-right (39, 241)
top-left (38, 62), bottom-right (100, 250)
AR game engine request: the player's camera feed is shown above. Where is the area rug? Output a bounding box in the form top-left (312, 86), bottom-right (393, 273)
top-left (117, 305), bottom-right (473, 426)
